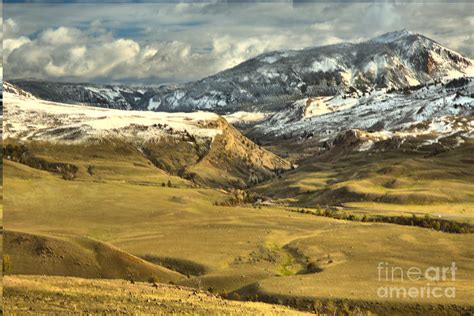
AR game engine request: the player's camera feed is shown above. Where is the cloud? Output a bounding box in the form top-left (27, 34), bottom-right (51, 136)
top-left (5, 27), bottom-right (140, 80)
top-left (3, 22), bottom-right (314, 83)
top-left (40, 27), bottom-right (82, 45)
top-left (3, 2), bottom-right (473, 84)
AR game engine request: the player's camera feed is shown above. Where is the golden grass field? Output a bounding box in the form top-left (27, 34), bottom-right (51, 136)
top-left (3, 136), bottom-right (474, 314)
top-left (3, 275), bottom-right (312, 315)
top-left (254, 139), bottom-right (474, 222)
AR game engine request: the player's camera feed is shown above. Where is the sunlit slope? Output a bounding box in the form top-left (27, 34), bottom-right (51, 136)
top-left (253, 138), bottom-right (474, 220)
top-left (4, 275), bottom-right (311, 315)
top-left (233, 224), bottom-right (474, 312)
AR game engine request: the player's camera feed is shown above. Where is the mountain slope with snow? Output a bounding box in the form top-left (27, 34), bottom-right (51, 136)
top-left (255, 77), bottom-right (473, 136)
top-left (3, 82), bottom-right (290, 188)
top-left (4, 83), bottom-right (221, 143)
top-left (250, 76), bottom-right (473, 153)
top-left (6, 80), bottom-right (165, 111)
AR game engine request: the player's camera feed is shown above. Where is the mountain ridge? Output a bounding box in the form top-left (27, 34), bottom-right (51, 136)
top-left (8, 31), bottom-right (473, 113)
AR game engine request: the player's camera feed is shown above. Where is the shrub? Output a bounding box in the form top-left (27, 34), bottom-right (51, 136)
top-left (227, 292), bottom-right (241, 301)
top-left (3, 255), bottom-right (12, 275)
top-left (307, 262), bottom-right (323, 273)
top-left (87, 165), bottom-right (94, 176)
top-left (148, 275), bottom-right (159, 284)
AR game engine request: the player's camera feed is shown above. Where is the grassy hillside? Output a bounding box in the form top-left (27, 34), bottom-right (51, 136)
top-left (4, 275), bottom-right (311, 315)
top-left (4, 94), bottom-right (290, 189)
top-left (4, 230), bottom-right (183, 283)
top-left (253, 138), bottom-right (474, 224)
top-left (233, 224), bottom-right (474, 312)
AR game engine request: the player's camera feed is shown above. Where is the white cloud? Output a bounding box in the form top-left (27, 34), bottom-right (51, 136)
top-left (4, 37), bottom-right (31, 59)
top-left (40, 27), bottom-right (81, 45)
top-left (3, 18), bottom-right (18, 39)
top-left (4, 22), bottom-right (314, 83)
top-left (211, 35), bottom-right (291, 70)
top-left (5, 26), bottom-right (141, 80)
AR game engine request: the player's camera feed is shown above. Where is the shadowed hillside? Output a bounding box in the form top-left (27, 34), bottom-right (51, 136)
top-left (4, 231), bottom-right (184, 283)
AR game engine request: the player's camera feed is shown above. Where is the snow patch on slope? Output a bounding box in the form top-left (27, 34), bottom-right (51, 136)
top-left (148, 97), bottom-right (161, 110)
top-left (345, 116), bottom-right (473, 152)
top-left (260, 54), bottom-right (283, 64)
top-left (311, 57), bottom-right (340, 73)
top-left (4, 89), bottom-right (222, 144)
top-left (223, 111), bottom-right (273, 125)
top-left (370, 30), bottom-right (414, 44)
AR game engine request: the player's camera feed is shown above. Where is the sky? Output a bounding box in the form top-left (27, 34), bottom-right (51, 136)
top-left (2, 1), bottom-right (473, 85)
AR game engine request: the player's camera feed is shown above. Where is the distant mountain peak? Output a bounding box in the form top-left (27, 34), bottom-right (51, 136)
top-left (370, 29), bottom-right (415, 43)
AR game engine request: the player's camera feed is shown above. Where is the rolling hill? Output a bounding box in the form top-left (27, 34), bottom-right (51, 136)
top-left (4, 230), bottom-right (184, 283)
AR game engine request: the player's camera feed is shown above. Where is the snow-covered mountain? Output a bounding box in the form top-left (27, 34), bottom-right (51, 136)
top-left (10, 31), bottom-right (473, 113)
